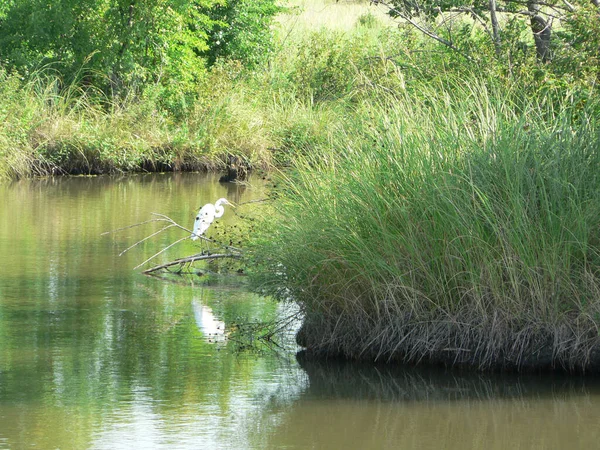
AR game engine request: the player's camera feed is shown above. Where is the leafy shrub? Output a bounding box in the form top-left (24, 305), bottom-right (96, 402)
top-left (554, 4), bottom-right (600, 83)
top-left (0, 0), bottom-right (279, 114)
top-left (356, 12), bottom-right (380, 28)
top-left (206, 0), bottom-right (281, 67)
top-left (290, 31), bottom-right (367, 102)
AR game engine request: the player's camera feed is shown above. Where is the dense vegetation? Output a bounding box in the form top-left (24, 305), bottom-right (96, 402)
top-left (250, 82), bottom-right (600, 370)
top-left (244, 2), bottom-right (600, 371)
top-left (2, 0), bottom-right (600, 370)
top-left (0, 0), bottom-right (280, 178)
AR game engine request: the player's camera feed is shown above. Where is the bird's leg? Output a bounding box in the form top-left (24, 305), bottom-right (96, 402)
top-left (201, 236), bottom-right (211, 256)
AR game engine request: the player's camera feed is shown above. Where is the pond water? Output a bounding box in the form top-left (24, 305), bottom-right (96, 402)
top-left (1, 173), bottom-right (600, 449)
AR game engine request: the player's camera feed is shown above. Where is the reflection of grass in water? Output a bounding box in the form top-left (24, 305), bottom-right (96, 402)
top-left (265, 355), bottom-right (600, 450)
top-left (296, 354), bottom-right (600, 402)
top-left (227, 304), bottom-right (302, 356)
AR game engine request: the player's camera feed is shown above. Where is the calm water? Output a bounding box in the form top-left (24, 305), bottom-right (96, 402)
top-left (1, 173), bottom-right (600, 449)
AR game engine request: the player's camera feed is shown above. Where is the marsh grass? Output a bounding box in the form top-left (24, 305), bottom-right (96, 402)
top-left (249, 78), bottom-right (600, 371)
top-left (0, 69), bottom-right (174, 178)
top-left (0, 64), bottom-right (283, 179)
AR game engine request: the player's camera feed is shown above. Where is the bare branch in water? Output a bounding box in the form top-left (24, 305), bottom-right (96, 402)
top-left (118, 224), bottom-right (176, 256)
top-left (104, 211), bottom-right (243, 270)
top-left (100, 218), bottom-right (172, 235)
top-left (143, 253), bottom-right (242, 274)
top-left (133, 235), bottom-right (191, 270)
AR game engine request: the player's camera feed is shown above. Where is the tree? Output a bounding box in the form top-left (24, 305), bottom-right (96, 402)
top-left (205, 0), bottom-right (280, 67)
top-left (0, 0), bottom-right (279, 97)
top-left (374, 0), bottom-right (597, 63)
top-left (0, 0), bottom-right (218, 90)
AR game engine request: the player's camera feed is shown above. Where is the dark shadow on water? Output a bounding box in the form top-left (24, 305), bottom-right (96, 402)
top-left (296, 350), bottom-right (600, 403)
top-left (263, 353), bottom-right (600, 449)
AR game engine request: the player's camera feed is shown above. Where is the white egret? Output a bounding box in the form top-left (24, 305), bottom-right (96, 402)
top-left (191, 198), bottom-right (234, 241)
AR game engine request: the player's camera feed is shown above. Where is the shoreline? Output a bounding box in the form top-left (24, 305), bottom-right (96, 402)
top-left (295, 311), bottom-right (600, 373)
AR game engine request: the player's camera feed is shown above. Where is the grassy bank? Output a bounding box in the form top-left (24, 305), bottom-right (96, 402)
top-left (249, 77), bottom-right (600, 371)
top-left (1, 0), bottom-right (590, 181)
top-left (0, 66), bottom-right (274, 179)
top-left (0, 0), bottom-right (394, 180)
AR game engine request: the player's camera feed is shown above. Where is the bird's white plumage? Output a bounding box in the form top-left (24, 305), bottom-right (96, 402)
top-left (191, 198), bottom-right (233, 240)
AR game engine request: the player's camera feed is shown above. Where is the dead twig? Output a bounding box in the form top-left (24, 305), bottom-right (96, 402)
top-left (119, 224), bottom-right (176, 256)
top-left (133, 235), bottom-right (190, 270)
top-left (101, 218), bottom-right (172, 236)
top-left (143, 253), bottom-right (242, 274)
top-left (105, 211), bottom-right (243, 270)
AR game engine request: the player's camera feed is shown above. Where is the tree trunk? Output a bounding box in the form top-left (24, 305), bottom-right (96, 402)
top-left (527, 0), bottom-right (552, 62)
top-left (489, 0), bottom-right (501, 56)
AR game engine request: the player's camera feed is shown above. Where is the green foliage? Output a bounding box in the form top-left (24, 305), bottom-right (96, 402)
top-left (0, 0), bottom-right (217, 97)
top-left (356, 12), bottom-right (380, 29)
top-left (290, 30), bottom-right (379, 102)
top-left (554, 4), bottom-right (600, 81)
top-left (384, 0), bottom-right (598, 68)
top-left (0, 0), bottom-right (279, 111)
top-left (206, 0), bottom-right (281, 66)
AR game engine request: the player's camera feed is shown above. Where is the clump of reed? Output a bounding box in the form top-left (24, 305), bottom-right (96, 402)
top-left (250, 77), bottom-right (600, 371)
top-left (0, 69), bottom-right (182, 178)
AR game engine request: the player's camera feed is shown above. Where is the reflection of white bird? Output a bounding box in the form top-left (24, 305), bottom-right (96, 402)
top-left (192, 300), bottom-right (226, 340)
top-left (191, 198), bottom-right (234, 241)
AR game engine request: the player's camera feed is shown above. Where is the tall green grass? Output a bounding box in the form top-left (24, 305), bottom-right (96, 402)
top-left (249, 78), bottom-right (600, 371)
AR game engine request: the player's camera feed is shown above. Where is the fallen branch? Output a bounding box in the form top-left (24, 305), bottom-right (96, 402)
top-left (104, 211), bottom-right (244, 270)
top-left (143, 252), bottom-right (242, 274)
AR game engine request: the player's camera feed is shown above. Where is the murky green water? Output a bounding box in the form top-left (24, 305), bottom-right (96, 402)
top-left (1, 173), bottom-right (600, 449)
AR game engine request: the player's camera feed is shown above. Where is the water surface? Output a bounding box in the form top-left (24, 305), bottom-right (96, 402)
top-left (0, 173), bottom-right (598, 449)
